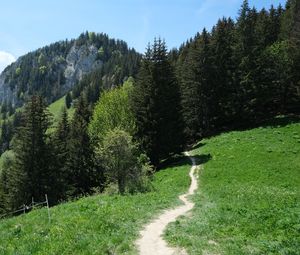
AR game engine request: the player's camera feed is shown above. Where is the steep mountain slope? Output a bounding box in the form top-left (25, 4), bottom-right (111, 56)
top-left (0, 32), bottom-right (141, 109)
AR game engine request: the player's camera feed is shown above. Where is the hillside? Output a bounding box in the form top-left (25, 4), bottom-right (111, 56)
top-left (0, 117), bottom-right (299, 254)
top-left (0, 158), bottom-right (190, 254)
top-left (165, 116), bottom-right (300, 255)
top-left (0, 32), bottom-right (141, 110)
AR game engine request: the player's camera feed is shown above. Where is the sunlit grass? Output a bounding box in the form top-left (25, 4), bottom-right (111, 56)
top-left (0, 158), bottom-right (190, 254)
top-left (165, 117), bottom-right (300, 255)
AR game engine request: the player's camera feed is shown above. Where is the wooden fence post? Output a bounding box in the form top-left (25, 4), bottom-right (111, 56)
top-left (45, 194), bottom-right (51, 224)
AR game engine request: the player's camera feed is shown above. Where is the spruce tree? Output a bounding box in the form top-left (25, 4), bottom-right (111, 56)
top-left (235, 1), bottom-right (260, 123)
top-left (281, 0), bottom-right (300, 112)
top-left (67, 95), bottom-right (99, 195)
top-left (65, 92), bottom-right (72, 109)
top-left (51, 107), bottom-right (70, 200)
top-left (210, 18), bottom-right (238, 129)
top-left (9, 95), bottom-right (52, 207)
top-left (132, 39), bottom-right (183, 166)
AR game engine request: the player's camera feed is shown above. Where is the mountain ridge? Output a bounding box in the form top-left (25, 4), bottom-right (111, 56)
top-left (0, 32), bottom-right (141, 109)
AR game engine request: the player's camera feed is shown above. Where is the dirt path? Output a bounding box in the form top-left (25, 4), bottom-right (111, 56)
top-left (136, 152), bottom-right (198, 255)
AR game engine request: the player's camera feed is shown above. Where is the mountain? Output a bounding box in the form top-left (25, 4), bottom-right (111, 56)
top-left (0, 32), bottom-right (141, 109)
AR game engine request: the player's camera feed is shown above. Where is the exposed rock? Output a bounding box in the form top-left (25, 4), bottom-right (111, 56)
top-left (64, 44), bottom-right (102, 89)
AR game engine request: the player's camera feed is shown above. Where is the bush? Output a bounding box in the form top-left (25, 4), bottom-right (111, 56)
top-left (96, 128), bottom-right (152, 194)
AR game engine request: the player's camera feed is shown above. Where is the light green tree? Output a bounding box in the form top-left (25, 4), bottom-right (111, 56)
top-left (97, 128), bottom-right (152, 194)
top-left (89, 78), bottom-right (136, 145)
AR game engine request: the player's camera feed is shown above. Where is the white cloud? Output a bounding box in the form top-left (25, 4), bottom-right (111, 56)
top-left (0, 51), bottom-right (16, 74)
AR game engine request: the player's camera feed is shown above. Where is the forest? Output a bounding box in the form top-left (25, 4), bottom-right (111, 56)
top-left (0, 0), bottom-right (299, 214)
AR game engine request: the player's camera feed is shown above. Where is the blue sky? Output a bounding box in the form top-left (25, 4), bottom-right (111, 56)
top-left (0, 0), bottom-right (286, 72)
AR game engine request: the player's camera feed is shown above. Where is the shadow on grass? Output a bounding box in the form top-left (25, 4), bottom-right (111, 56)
top-left (202, 114), bottom-right (300, 141)
top-left (158, 153), bottom-right (211, 171)
top-left (191, 142), bottom-right (206, 150)
top-left (259, 115), bottom-right (300, 128)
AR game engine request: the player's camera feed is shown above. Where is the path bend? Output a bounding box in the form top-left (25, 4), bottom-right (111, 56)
top-left (136, 151), bottom-right (198, 255)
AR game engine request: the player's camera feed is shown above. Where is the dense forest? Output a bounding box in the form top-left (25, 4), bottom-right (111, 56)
top-left (0, 0), bottom-right (299, 215)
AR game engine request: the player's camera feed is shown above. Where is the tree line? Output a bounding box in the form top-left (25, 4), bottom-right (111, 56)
top-left (0, 0), bottom-right (299, 214)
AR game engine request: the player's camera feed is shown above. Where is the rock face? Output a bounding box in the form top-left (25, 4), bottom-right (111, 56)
top-left (64, 44), bottom-right (102, 90)
top-left (0, 61), bottom-right (21, 107)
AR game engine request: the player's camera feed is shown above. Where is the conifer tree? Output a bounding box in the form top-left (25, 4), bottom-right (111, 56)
top-left (179, 29), bottom-right (215, 139)
top-left (67, 95), bottom-right (100, 195)
top-left (235, 1), bottom-right (260, 123)
top-left (210, 18), bottom-right (238, 129)
top-left (132, 39), bottom-right (183, 166)
top-left (51, 107), bottom-right (70, 199)
top-left (281, 0), bottom-right (300, 112)
top-left (65, 92), bottom-right (72, 109)
top-left (9, 95), bottom-right (52, 207)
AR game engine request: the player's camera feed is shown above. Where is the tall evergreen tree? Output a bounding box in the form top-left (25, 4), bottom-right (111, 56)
top-left (132, 39), bottom-right (183, 166)
top-left (65, 92), bottom-right (72, 109)
top-left (51, 107), bottom-right (70, 200)
top-left (210, 17), bottom-right (238, 129)
top-left (9, 95), bottom-right (53, 208)
top-left (281, 0), bottom-right (300, 112)
top-left (67, 95), bottom-right (100, 195)
top-left (235, 1), bottom-right (261, 123)
top-left (179, 29), bottom-right (215, 140)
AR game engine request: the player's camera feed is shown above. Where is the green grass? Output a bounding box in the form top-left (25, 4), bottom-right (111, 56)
top-left (0, 158), bottom-right (190, 254)
top-left (48, 96), bottom-right (74, 123)
top-left (165, 117), bottom-right (300, 255)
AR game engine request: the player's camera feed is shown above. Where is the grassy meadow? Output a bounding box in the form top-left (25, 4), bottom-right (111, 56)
top-left (0, 159), bottom-right (190, 255)
top-left (48, 96), bottom-right (74, 122)
top-left (165, 117), bottom-right (300, 255)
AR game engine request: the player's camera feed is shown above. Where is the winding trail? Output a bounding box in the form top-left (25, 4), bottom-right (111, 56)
top-left (136, 152), bottom-right (198, 255)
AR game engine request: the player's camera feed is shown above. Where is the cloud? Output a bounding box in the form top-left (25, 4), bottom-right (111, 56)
top-left (0, 51), bottom-right (16, 73)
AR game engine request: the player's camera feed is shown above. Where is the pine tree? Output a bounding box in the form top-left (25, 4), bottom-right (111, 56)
top-left (180, 29), bottom-right (215, 139)
top-left (210, 18), bottom-right (238, 129)
top-left (279, 0), bottom-right (300, 112)
top-left (9, 95), bottom-right (52, 208)
top-left (65, 92), bottom-right (72, 109)
top-left (51, 107), bottom-right (70, 200)
top-left (235, 1), bottom-right (260, 123)
top-left (132, 39), bottom-right (183, 166)
top-left (67, 95), bottom-right (100, 195)
top-left (0, 120), bottom-right (13, 153)
top-left (178, 41), bottom-right (203, 141)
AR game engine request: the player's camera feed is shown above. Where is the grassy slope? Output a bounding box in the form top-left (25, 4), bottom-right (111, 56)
top-left (0, 159), bottom-right (190, 255)
top-left (48, 96), bottom-right (74, 122)
top-left (165, 117), bottom-right (300, 255)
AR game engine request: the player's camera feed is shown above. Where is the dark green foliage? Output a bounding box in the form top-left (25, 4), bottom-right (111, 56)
top-left (132, 39), bottom-right (183, 166)
top-left (7, 96), bottom-right (53, 209)
top-left (210, 18), bottom-right (237, 128)
top-left (65, 92), bottom-right (72, 109)
top-left (179, 29), bottom-right (216, 140)
top-left (177, 0), bottom-right (299, 142)
top-left (0, 120), bottom-right (13, 153)
top-left (51, 107), bottom-right (70, 200)
top-left (66, 95), bottom-right (102, 196)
